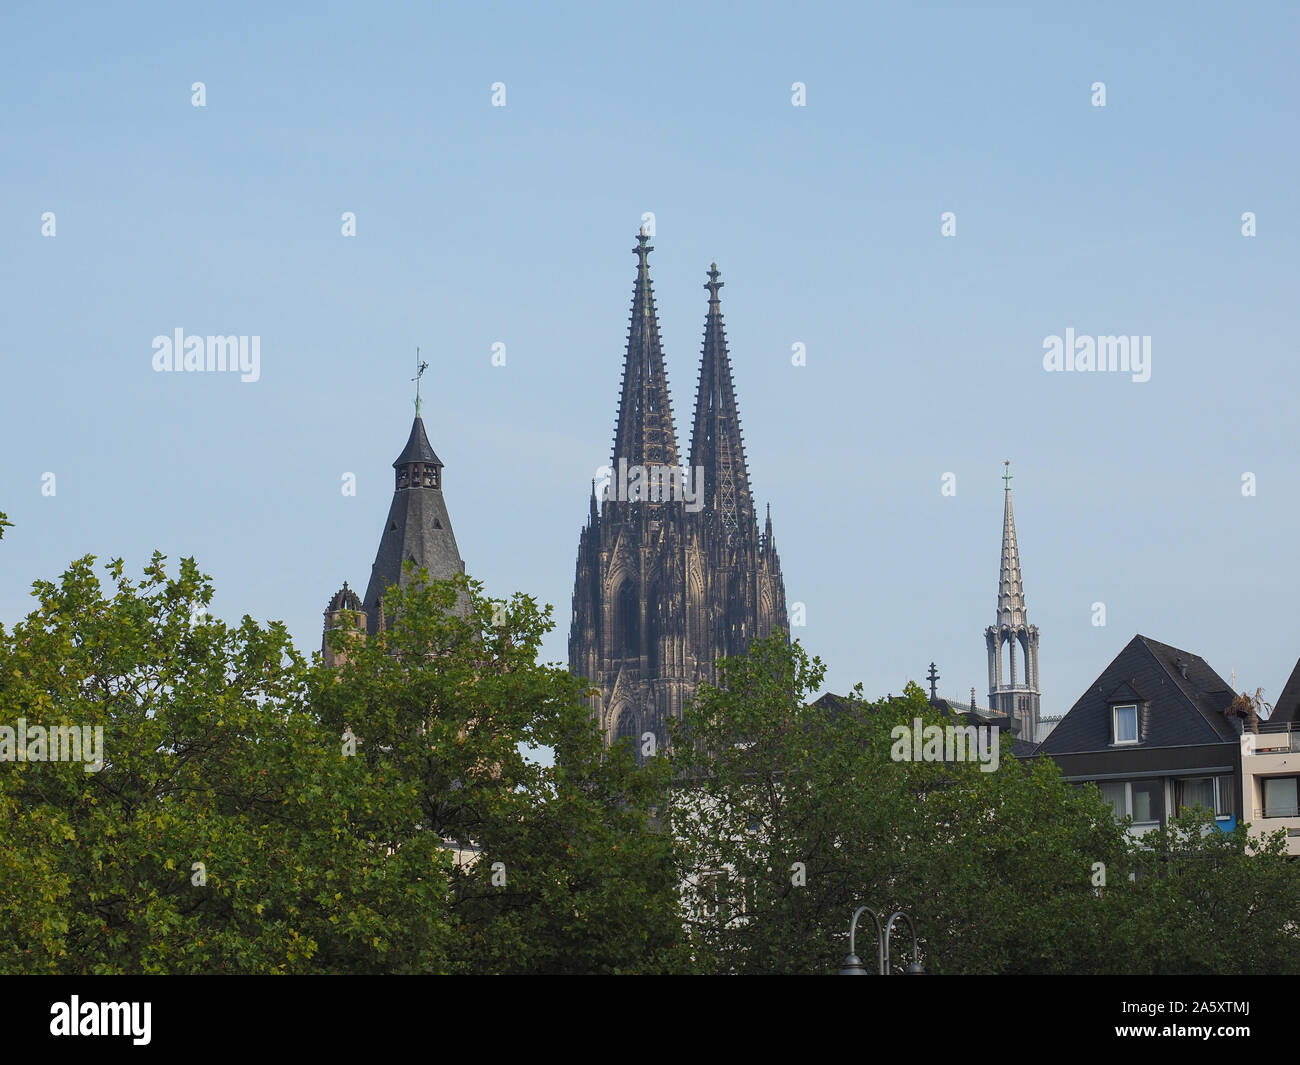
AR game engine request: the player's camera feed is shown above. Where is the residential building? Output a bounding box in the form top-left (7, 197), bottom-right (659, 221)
top-left (1239, 658), bottom-right (1300, 855)
top-left (1036, 635), bottom-right (1243, 837)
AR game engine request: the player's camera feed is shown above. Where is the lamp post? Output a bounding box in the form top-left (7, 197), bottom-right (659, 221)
top-left (838, 905), bottom-right (884, 975)
top-left (838, 906), bottom-right (923, 974)
top-left (885, 910), bottom-right (924, 975)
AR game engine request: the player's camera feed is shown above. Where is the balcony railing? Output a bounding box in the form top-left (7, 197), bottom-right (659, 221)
top-left (1246, 720), bottom-right (1300, 753)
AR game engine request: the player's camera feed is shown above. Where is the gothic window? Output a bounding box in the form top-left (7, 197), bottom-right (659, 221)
top-left (615, 579), bottom-right (639, 653)
top-left (613, 707), bottom-right (637, 750)
top-left (647, 583), bottom-right (661, 652)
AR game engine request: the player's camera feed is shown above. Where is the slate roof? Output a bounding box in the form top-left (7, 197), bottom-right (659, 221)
top-left (1272, 657), bottom-right (1300, 724)
top-left (363, 417), bottom-right (464, 633)
top-left (393, 416), bottom-right (442, 467)
top-left (1036, 634), bottom-right (1238, 756)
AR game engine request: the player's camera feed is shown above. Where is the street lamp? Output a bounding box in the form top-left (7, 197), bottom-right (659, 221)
top-left (838, 905), bottom-right (883, 975)
top-left (885, 910), bottom-right (924, 975)
top-left (838, 905), bottom-right (923, 974)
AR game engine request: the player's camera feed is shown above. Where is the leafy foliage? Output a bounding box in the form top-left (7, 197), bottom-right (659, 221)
top-left (0, 555), bottom-right (686, 973)
top-left (670, 634), bottom-right (1300, 975)
top-left (2, 527), bottom-right (1294, 974)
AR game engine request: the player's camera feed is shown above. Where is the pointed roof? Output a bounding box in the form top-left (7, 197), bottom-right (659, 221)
top-left (393, 416), bottom-right (442, 468)
top-left (1037, 635), bottom-right (1238, 755)
top-left (996, 462), bottom-right (1027, 630)
top-left (689, 262), bottom-right (755, 542)
top-left (1272, 657), bottom-right (1300, 723)
top-left (364, 414), bottom-right (464, 633)
top-left (610, 229), bottom-right (680, 473)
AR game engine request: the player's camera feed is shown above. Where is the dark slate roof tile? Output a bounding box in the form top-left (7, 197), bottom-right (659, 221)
top-left (1272, 657), bottom-right (1300, 724)
top-left (393, 417), bottom-right (442, 467)
top-left (1037, 634), bottom-right (1238, 756)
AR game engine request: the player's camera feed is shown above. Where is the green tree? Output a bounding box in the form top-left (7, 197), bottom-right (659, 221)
top-left (0, 553), bottom-right (453, 973)
top-left (669, 634), bottom-right (1130, 974)
top-left (0, 551), bottom-right (687, 973)
top-left (1099, 811), bottom-right (1300, 974)
top-left (310, 569), bottom-right (692, 974)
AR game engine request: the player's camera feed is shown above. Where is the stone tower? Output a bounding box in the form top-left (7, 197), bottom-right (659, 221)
top-left (569, 231), bottom-right (787, 754)
top-left (984, 462), bottom-right (1040, 739)
top-left (322, 582), bottom-right (366, 668)
top-left (323, 396), bottom-right (466, 656)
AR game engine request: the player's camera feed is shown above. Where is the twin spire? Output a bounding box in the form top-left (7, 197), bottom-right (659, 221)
top-left (611, 228), bottom-right (680, 471)
top-left (690, 261), bottom-right (754, 543)
top-left (610, 229), bottom-right (759, 542)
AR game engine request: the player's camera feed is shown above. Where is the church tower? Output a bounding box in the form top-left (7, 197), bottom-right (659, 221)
top-left (323, 380), bottom-right (466, 656)
top-left (569, 232), bottom-right (787, 755)
top-left (984, 462), bottom-right (1040, 739)
top-left (688, 262), bottom-right (786, 665)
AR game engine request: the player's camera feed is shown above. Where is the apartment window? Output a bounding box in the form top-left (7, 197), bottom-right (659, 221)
top-left (1131, 779), bottom-right (1162, 823)
top-left (1176, 777), bottom-right (1215, 815)
top-left (1263, 777), bottom-right (1299, 819)
top-left (1216, 776), bottom-right (1235, 818)
top-left (1176, 776), bottom-right (1235, 819)
top-left (1112, 704), bottom-right (1138, 744)
top-left (1093, 779), bottom-right (1163, 824)
top-left (1099, 781), bottom-right (1126, 819)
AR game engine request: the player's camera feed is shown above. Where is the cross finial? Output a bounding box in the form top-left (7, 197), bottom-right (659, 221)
top-left (1002, 460), bottom-right (1013, 491)
top-left (705, 261), bottom-right (723, 304)
top-left (412, 347), bottom-right (429, 418)
top-left (927, 662), bottom-right (940, 702)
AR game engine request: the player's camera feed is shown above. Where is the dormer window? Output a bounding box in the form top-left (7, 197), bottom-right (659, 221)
top-left (1112, 703), bottom-right (1138, 744)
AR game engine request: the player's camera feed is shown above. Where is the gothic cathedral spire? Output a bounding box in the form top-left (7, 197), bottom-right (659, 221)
top-left (570, 233), bottom-right (788, 759)
top-left (689, 263), bottom-right (755, 546)
top-left (611, 228), bottom-right (680, 477)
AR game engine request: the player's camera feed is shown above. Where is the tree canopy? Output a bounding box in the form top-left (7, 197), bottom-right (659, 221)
top-left (1, 521), bottom-right (1295, 974)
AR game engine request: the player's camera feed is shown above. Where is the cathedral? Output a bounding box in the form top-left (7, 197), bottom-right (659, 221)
top-left (568, 230), bottom-right (788, 753)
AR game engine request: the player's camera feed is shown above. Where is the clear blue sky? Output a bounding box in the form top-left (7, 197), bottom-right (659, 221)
top-left (2, 1), bottom-right (1298, 720)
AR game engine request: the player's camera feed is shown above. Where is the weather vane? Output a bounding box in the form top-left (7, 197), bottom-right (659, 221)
top-left (1003, 460), bottom-right (1013, 491)
top-left (412, 346), bottom-right (429, 417)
